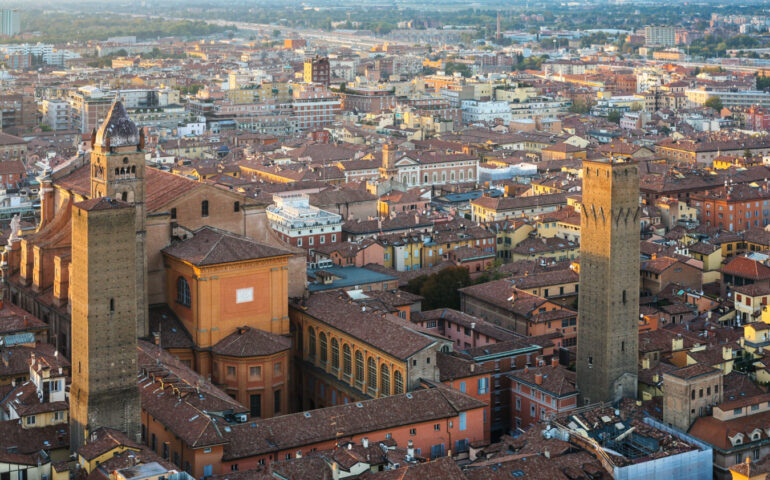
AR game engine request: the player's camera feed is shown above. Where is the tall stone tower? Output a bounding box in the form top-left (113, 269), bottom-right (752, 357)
top-left (69, 196), bottom-right (141, 450)
top-left (576, 158), bottom-right (640, 405)
top-left (89, 101), bottom-right (148, 338)
top-left (70, 101), bottom-right (144, 451)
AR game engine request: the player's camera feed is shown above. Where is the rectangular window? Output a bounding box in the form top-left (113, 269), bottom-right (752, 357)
top-left (478, 377), bottom-right (489, 395)
top-left (234, 201), bottom-right (240, 212)
top-left (274, 389), bottom-right (281, 415)
top-left (250, 394), bottom-right (261, 417)
top-left (170, 207), bottom-right (177, 219)
top-left (459, 382), bottom-right (466, 393)
top-left (250, 366), bottom-right (262, 379)
top-left (434, 424), bottom-right (440, 431)
top-left (459, 412), bottom-right (467, 431)
top-left (331, 234), bottom-right (336, 242)
top-left (227, 366), bottom-right (236, 377)
top-left (274, 363), bottom-right (282, 376)
top-left (26, 415), bottom-right (35, 425)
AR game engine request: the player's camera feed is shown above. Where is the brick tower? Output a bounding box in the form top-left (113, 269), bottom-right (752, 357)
top-left (69, 197), bottom-right (141, 450)
top-left (576, 158), bottom-right (640, 404)
top-left (70, 101), bottom-right (143, 450)
top-left (89, 100), bottom-right (148, 338)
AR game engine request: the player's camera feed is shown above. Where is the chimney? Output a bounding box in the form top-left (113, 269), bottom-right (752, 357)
top-left (407, 439), bottom-right (415, 459)
top-left (332, 462), bottom-right (339, 480)
top-left (153, 331), bottom-right (161, 345)
top-left (362, 437), bottom-right (369, 448)
top-left (534, 373), bottom-right (543, 385)
top-left (551, 357), bottom-right (559, 367)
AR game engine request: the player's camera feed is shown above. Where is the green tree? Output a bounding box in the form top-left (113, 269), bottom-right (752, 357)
top-left (607, 110), bottom-right (622, 124)
top-left (568, 98), bottom-right (592, 114)
top-left (444, 62), bottom-right (472, 78)
top-left (406, 267), bottom-right (471, 310)
top-left (704, 96), bottom-right (723, 111)
top-left (405, 275), bottom-right (429, 296)
top-left (744, 149), bottom-right (752, 159)
top-left (420, 267), bottom-right (471, 310)
top-left (272, 29), bottom-right (281, 37)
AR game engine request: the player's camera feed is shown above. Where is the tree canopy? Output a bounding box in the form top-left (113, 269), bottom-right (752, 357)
top-left (704, 96), bottom-right (723, 111)
top-left (405, 266), bottom-right (472, 311)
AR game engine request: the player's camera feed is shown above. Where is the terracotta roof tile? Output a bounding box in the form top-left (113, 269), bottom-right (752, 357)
top-left (212, 327), bottom-right (291, 357)
top-left (162, 226), bottom-right (291, 266)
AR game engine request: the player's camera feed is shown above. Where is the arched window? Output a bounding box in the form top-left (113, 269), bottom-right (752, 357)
top-left (432, 173), bottom-right (437, 183)
top-left (308, 327), bottom-right (316, 359)
top-left (380, 364), bottom-right (390, 396)
top-left (115, 168), bottom-right (120, 175)
top-left (343, 344), bottom-right (352, 376)
top-left (450, 172), bottom-right (455, 182)
top-left (367, 357), bottom-right (377, 391)
top-left (441, 172), bottom-right (446, 183)
top-left (121, 192), bottom-right (128, 202)
top-left (468, 169), bottom-right (474, 179)
top-left (355, 351), bottom-right (364, 383)
top-left (319, 332), bottom-right (327, 365)
top-left (331, 338), bottom-right (339, 370)
top-left (131, 165), bottom-right (136, 174)
top-left (460, 171), bottom-right (464, 181)
top-left (393, 370), bottom-right (404, 394)
top-left (201, 200), bottom-right (209, 217)
top-left (176, 277), bottom-right (191, 307)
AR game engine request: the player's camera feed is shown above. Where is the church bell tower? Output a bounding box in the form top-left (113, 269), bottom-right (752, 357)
top-left (89, 100), bottom-right (148, 338)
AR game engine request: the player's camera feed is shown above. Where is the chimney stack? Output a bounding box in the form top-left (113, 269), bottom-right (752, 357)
top-left (535, 373), bottom-right (543, 385)
top-left (362, 437), bottom-right (369, 448)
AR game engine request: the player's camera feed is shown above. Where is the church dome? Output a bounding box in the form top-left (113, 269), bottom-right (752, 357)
top-left (94, 101), bottom-right (140, 148)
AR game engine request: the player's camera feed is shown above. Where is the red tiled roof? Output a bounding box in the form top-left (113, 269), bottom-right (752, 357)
top-left (722, 256), bottom-right (770, 280)
top-left (55, 164), bottom-right (202, 212)
top-left (212, 327), bottom-right (291, 357)
top-left (162, 226), bottom-right (291, 266)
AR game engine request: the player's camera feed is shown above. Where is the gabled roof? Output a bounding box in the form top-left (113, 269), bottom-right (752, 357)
top-left (55, 163), bottom-right (203, 212)
top-left (212, 327), bottom-right (291, 358)
top-left (162, 226), bottom-right (292, 266)
top-left (722, 256), bottom-right (770, 280)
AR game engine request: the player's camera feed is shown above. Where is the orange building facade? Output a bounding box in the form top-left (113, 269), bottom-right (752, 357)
top-left (161, 226), bottom-right (293, 416)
